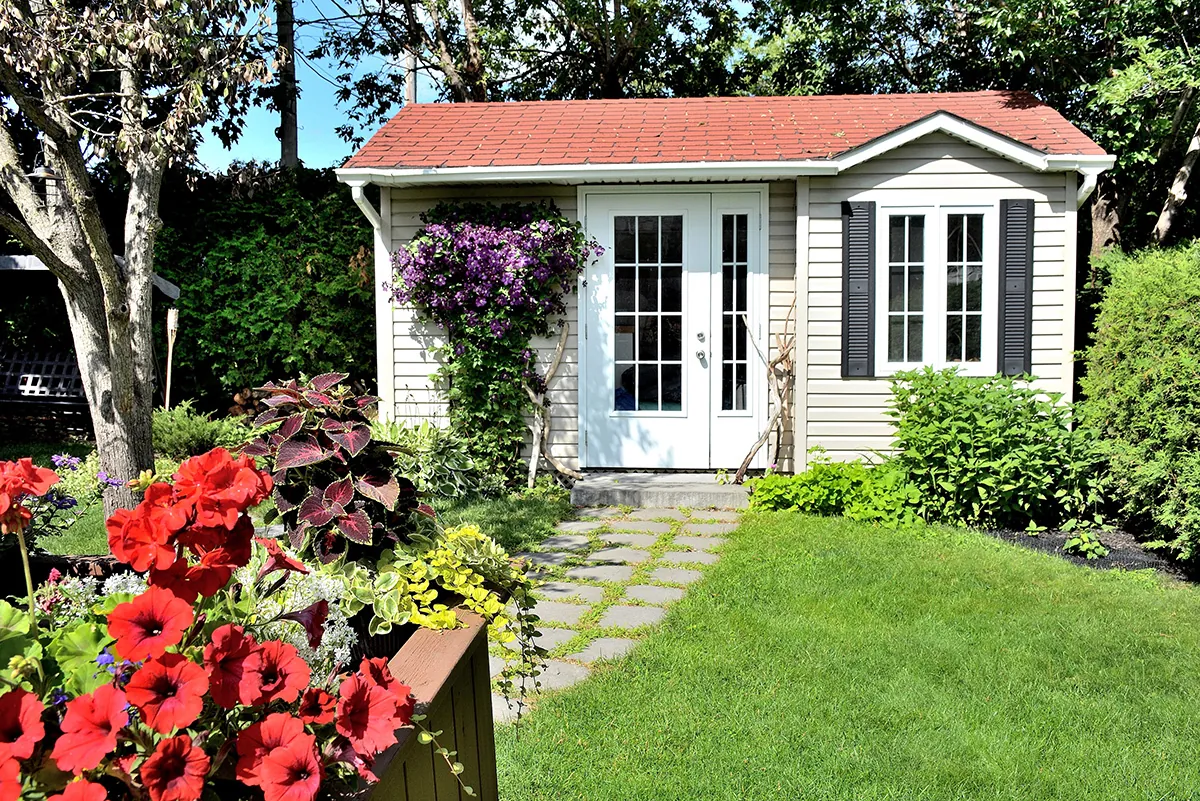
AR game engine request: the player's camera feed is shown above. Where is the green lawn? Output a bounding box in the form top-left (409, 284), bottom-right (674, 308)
top-left (497, 513), bottom-right (1200, 801)
top-left (434, 490), bottom-right (573, 554)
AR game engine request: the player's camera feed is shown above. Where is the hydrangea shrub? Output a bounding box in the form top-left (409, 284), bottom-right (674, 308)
top-left (391, 201), bottom-right (601, 479)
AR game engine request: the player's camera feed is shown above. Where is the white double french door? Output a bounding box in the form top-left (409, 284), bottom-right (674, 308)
top-left (581, 190), bottom-right (765, 469)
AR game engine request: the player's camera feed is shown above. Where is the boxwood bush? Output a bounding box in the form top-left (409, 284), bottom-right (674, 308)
top-left (1079, 241), bottom-right (1200, 559)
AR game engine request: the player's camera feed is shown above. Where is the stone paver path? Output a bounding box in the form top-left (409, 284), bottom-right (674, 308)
top-left (491, 505), bottom-right (739, 723)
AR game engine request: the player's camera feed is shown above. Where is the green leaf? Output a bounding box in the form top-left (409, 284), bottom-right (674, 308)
top-left (49, 623), bottom-right (114, 695)
top-left (0, 601), bottom-right (30, 641)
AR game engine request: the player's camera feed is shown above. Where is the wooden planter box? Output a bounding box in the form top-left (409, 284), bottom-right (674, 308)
top-left (371, 609), bottom-right (500, 800)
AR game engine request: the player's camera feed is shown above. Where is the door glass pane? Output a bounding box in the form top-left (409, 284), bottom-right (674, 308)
top-left (720, 213), bottom-right (750, 410)
top-left (946, 213), bottom-right (984, 363)
top-left (662, 365), bottom-right (682, 411)
top-left (615, 266), bottom-right (636, 312)
top-left (639, 265), bottom-right (658, 312)
top-left (638, 217), bottom-right (658, 263)
top-left (662, 266), bottom-right (682, 312)
top-left (662, 316), bottom-right (682, 361)
top-left (638, 364), bottom-right (659, 410)
top-left (638, 316), bottom-right (658, 360)
top-left (662, 216), bottom-right (683, 263)
top-left (615, 364), bottom-right (636, 411)
top-left (615, 217), bottom-right (636, 264)
top-left (615, 315), bottom-right (635, 361)
top-left (887, 214), bottom-right (925, 363)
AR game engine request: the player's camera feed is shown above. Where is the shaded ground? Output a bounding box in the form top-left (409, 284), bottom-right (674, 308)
top-left (983, 526), bottom-right (1189, 580)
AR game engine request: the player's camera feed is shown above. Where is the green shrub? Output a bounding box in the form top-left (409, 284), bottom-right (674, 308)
top-left (888, 368), bottom-right (1102, 531)
top-left (1079, 241), bottom-right (1200, 559)
top-left (369, 419), bottom-right (490, 498)
top-left (152, 401), bottom-right (251, 460)
top-left (747, 454), bottom-right (924, 528)
top-left (1062, 529), bottom-right (1110, 560)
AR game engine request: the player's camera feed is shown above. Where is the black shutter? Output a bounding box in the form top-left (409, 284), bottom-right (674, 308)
top-left (998, 199), bottom-right (1034, 377)
top-left (841, 201), bottom-right (876, 378)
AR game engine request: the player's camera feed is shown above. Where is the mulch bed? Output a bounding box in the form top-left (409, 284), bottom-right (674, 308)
top-left (981, 527), bottom-right (1193, 582)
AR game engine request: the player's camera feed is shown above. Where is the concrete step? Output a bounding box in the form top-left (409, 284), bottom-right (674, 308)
top-left (570, 472), bottom-right (748, 509)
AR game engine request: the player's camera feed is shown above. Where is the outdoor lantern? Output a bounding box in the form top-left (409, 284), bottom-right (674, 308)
top-left (25, 163), bottom-right (62, 209)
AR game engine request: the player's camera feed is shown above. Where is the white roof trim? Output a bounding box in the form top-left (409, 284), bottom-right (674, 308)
top-left (336, 110), bottom-right (1114, 188)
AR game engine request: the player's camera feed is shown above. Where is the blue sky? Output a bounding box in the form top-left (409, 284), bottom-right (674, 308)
top-left (195, 0), bottom-right (441, 171)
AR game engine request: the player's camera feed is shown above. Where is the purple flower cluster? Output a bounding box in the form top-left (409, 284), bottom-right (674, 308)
top-left (52, 453), bottom-right (82, 470)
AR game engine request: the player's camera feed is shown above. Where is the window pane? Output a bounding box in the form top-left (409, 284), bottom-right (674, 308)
top-left (735, 364), bottom-right (747, 410)
top-left (661, 315), bottom-right (682, 361)
top-left (908, 317), bottom-right (923, 362)
top-left (966, 315), bottom-right (982, 362)
top-left (908, 266), bottom-right (923, 312)
top-left (722, 316), bottom-right (733, 361)
top-left (946, 315), bottom-right (962, 362)
top-left (637, 217), bottom-right (658, 263)
top-left (661, 216), bottom-right (683, 263)
top-left (662, 365), bottom-right (682, 411)
top-left (889, 264), bottom-right (905, 312)
top-left (947, 214), bottom-right (963, 263)
top-left (614, 217), bottom-right (636, 264)
top-left (965, 264), bottom-right (982, 311)
top-left (966, 215), bottom-right (983, 263)
top-left (947, 265), bottom-right (963, 312)
top-left (638, 265), bottom-right (658, 312)
top-left (615, 315), bottom-right (635, 361)
top-left (722, 264), bottom-right (733, 312)
top-left (908, 216), bottom-right (925, 263)
top-left (615, 266), bottom-right (636, 312)
top-left (615, 364), bottom-right (636, 411)
top-left (661, 266), bottom-right (682, 312)
top-left (721, 364), bottom-right (733, 411)
top-left (722, 215), bottom-right (734, 262)
top-left (736, 263), bottom-right (748, 312)
top-left (735, 214), bottom-right (748, 262)
top-left (888, 317), bottom-right (905, 362)
top-left (638, 316), bottom-right (658, 361)
top-left (638, 364), bottom-right (658, 410)
top-left (889, 216), bottom-right (906, 263)
top-left (735, 315), bottom-right (747, 361)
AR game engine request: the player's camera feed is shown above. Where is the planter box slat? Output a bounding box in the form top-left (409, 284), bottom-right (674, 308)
top-left (372, 610), bottom-right (499, 801)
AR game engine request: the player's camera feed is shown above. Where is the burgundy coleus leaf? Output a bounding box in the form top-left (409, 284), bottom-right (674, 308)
top-left (354, 395), bottom-right (381, 409)
top-left (335, 509), bottom-right (374, 544)
top-left (396, 477), bottom-right (418, 513)
top-left (288, 524), bottom-right (308, 552)
top-left (262, 394), bottom-right (300, 409)
top-left (253, 409), bottom-right (280, 427)
top-left (272, 484), bottom-right (306, 514)
top-left (302, 390), bottom-right (336, 407)
top-left (240, 438), bottom-right (271, 457)
top-left (312, 529), bottom-right (345, 563)
top-left (321, 419), bottom-right (371, 457)
top-left (277, 413), bottom-right (305, 439)
top-left (298, 493), bottom-right (338, 528)
top-left (354, 470), bottom-right (400, 510)
top-left (323, 477), bottom-right (355, 509)
top-left (309, 372), bottom-right (349, 392)
top-left (416, 503), bottom-right (436, 520)
top-left (276, 435), bottom-right (332, 469)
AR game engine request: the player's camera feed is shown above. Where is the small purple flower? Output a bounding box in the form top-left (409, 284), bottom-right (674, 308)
top-left (97, 471), bottom-right (123, 488)
top-left (96, 650), bottom-right (115, 667)
top-left (51, 691), bottom-right (69, 707)
top-left (51, 454), bottom-right (82, 470)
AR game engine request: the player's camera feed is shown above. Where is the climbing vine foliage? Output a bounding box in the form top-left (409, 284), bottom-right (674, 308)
top-left (391, 201), bottom-right (600, 479)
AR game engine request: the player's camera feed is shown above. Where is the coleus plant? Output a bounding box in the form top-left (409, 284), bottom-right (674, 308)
top-left (0, 448), bottom-right (474, 801)
top-left (243, 373), bottom-right (426, 563)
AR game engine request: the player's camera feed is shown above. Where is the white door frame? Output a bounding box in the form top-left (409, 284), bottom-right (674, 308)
top-left (576, 184), bottom-right (770, 469)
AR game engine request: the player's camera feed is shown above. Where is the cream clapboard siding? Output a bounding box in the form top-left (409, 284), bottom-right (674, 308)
top-left (802, 132), bottom-right (1074, 464)
top-left (386, 184), bottom-right (581, 469)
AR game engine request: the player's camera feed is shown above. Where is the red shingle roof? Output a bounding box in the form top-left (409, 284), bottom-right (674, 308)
top-left (343, 91), bottom-right (1105, 170)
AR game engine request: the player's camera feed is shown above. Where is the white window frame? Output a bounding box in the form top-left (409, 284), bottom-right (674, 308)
top-left (874, 202), bottom-right (999, 377)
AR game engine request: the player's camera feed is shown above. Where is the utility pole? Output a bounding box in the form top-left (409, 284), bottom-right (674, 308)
top-left (277, 0), bottom-right (299, 166)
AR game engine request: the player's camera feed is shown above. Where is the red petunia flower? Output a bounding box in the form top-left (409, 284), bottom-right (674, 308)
top-left (0, 688), bottom-right (44, 761)
top-left (126, 653), bottom-right (209, 734)
top-left (235, 713), bottom-right (304, 787)
top-left (149, 554), bottom-right (233, 605)
top-left (172, 449), bottom-right (272, 531)
top-left (297, 688), bottom-right (335, 725)
top-left (139, 734), bottom-right (209, 801)
top-left (359, 657), bottom-right (414, 727)
top-left (106, 504), bottom-right (176, 573)
top-left (248, 640), bottom-right (310, 706)
top-left (203, 625), bottom-right (262, 709)
top-left (0, 757), bottom-right (18, 801)
top-left (255, 537), bottom-right (309, 579)
top-left (280, 600), bottom-right (328, 649)
top-left (335, 674), bottom-right (399, 756)
top-left (331, 738), bottom-right (378, 783)
top-left (0, 458), bottom-right (59, 534)
top-left (48, 778), bottom-right (109, 801)
top-left (260, 736), bottom-right (323, 801)
top-left (51, 684), bottom-right (128, 774)
top-left (140, 483), bottom-right (190, 534)
top-left (107, 586), bottom-right (194, 663)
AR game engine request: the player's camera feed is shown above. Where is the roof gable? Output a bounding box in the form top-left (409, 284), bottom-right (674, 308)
top-left (343, 91), bottom-right (1107, 172)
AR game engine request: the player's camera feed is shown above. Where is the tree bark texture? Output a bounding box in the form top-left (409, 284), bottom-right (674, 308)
top-left (1089, 174), bottom-right (1124, 260)
top-left (1151, 114), bottom-right (1200, 246)
top-left (276, 0), bottom-right (299, 166)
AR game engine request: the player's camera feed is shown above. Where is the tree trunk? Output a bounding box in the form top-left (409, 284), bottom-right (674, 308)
top-left (1089, 175), bottom-right (1123, 260)
top-left (276, 0), bottom-right (299, 167)
top-left (1151, 114), bottom-right (1200, 246)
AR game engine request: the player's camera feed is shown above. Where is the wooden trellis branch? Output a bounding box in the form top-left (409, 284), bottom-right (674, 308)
top-left (523, 322), bottom-right (582, 487)
top-left (733, 299), bottom-right (796, 484)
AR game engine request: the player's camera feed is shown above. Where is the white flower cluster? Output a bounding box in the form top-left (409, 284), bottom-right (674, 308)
top-left (44, 572), bottom-right (149, 625)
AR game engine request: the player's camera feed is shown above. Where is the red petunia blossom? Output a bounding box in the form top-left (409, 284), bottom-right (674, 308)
top-left (125, 653), bottom-right (209, 734)
top-left (203, 625), bottom-right (262, 709)
top-left (359, 657), bottom-right (414, 727)
top-left (48, 778), bottom-right (109, 801)
top-left (107, 586), bottom-right (194, 663)
top-left (331, 738), bottom-right (378, 783)
top-left (235, 713), bottom-right (304, 787)
top-left (260, 736), bottom-right (323, 801)
top-left (106, 504), bottom-right (176, 573)
top-left (0, 757), bottom-right (18, 801)
top-left (255, 537), bottom-right (309, 579)
top-left (0, 458), bottom-right (59, 535)
top-left (140, 483), bottom-right (190, 534)
top-left (248, 640), bottom-right (310, 705)
top-left (280, 600), bottom-right (328, 649)
top-left (0, 687), bottom-right (44, 761)
top-left (139, 734), bottom-right (209, 801)
top-left (148, 554), bottom-right (233, 605)
top-left (51, 684), bottom-right (128, 774)
top-left (297, 688), bottom-right (336, 725)
top-left (172, 449), bottom-right (272, 531)
top-left (335, 674), bottom-right (399, 756)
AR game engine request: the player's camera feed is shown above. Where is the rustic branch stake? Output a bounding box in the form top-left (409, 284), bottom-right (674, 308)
top-left (733, 299), bottom-right (796, 484)
top-left (522, 323), bottom-right (581, 487)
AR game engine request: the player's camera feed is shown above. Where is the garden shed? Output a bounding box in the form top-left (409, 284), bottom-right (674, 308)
top-left (336, 91), bottom-right (1113, 472)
